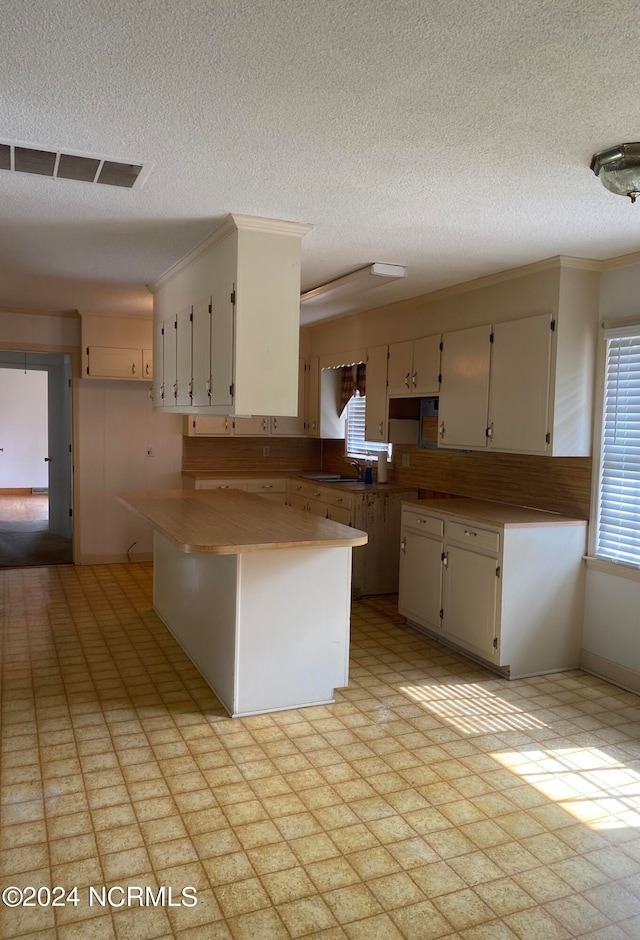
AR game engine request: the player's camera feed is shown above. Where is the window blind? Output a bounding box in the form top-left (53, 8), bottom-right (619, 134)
top-left (596, 332), bottom-right (640, 566)
top-left (345, 395), bottom-right (391, 459)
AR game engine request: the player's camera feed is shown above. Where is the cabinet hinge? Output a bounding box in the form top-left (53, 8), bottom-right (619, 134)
top-left (69, 508), bottom-right (73, 518)
top-left (229, 383), bottom-right (234, 396)
top-left (439, 340), bottom-right (443, 352)
top-left (489, 332), bottom-right (494, 343)
top-left (550, 319), bottom-right (556, 331)
top-left (190, 311), bottom-right (193, 322)
top-left (86, 367), bottom-right (89, 375)
top-left (68, 379), bottom-right (71, 388)
top-left (439, 608), bottom-right (444, 620)
top-left (161, 327), bottom-right (164, 336)
top-left (387, 350), bottom-right (390, 359)
top-left (174, 320), bottom-right (177, 329)
top-left (208, 303), bottom-right (212, 314)
top-left (496, 566), bottom-right (501, 578)
top-left (86, 346), bottom-right (89, 355)
top-left (68, 444), bottom-right (72, 453)
top-left (493, 637), bottom-right (498, 649)
top-left (441, 552), bottom-right (446, 562)
top-left (545, 432), bottom-right (551, 444)
top-left (230, 291), bottom-right (236, 304)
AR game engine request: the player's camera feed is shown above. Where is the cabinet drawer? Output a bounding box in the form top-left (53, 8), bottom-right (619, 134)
top-left (305, 485), bottom-right (329, 503)
top-left (402, 509), bottom-right (444, 537)
top-left (197, 480), bottom-right (247, 491)
top-left (326, 490), bottom-right (353, 510)
top-left (447, 521), bottom-right (500, 553)
top-left (246, 479), bottom-right (287, 494)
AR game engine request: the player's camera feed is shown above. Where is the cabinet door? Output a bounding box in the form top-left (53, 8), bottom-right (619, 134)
top-left (443, 545), bottom-right (498, 660)
top-left (398, 531), bottom-right (443, 631)
top-left (233, 416), bottom-right (269, 436)
top-left (289, 494), bottom-right (308, 512)
top-left (86, 346), bottom-right (141, 379)
top-left (327, 505), bottom-right (352, 526)
top-left (210, 284), bottom-right (234, 408)
top-left (162, 315), bottom-right (177, 405)
top-left (175, 306), bottom-right (193, 407)
top-left (191, 297), bottom-right (211, 407)
top-left (387, 342), bottom-right (413, 395)
top-left (152, 323), bottom-right (164, 407)
top-left (305, 357), bottom-right (320, 436)
top-left (307, 497), bottom-right (327, 517)
top-left (439, 325), bottom-right (491, 449)
top-left (412, 335), bottom-right (441, 395)
top-left (488, 314), bottom-right (552, 454)
top-left (364, 345), bottom-right (389, 443)
top-left (187, 416), bottom-right (231, 436)
top-left (271, 358), bottom-right (305, 435)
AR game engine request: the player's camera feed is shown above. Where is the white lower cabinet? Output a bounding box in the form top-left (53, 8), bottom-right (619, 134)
top-left (287, 481), bottom-right (418, 596)
top-left (398, 499), bottom-right (587, 678)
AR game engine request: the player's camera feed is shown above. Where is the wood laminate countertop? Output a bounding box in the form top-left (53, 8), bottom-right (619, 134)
top-left (119, 489), bottom-right (368, 555)
top-left (403, 497), bottom-right (587, 528)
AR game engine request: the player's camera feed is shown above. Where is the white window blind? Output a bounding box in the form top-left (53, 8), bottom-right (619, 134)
top-left (345, 395), bottom-right (391, 460)
top-left (596, 331), bottom-right (640, 566)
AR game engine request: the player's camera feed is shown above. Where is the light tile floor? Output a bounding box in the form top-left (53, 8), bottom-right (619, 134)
top-left (1, 563), bottom-right (640, 939)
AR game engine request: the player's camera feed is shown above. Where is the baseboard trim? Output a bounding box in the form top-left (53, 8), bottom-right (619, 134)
top-left (0, 487), bottom-right (33, 495)
top-left (77, 552), bottom-right (153, 565)
top-left (580, 649), bottom-right (640, 696)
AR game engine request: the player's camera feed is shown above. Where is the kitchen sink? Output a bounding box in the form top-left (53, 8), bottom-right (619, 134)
top-left (301, 474), bottom-right (359, 482)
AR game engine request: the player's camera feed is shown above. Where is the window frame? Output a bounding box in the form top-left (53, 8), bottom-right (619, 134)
top-left (590, 320), bottom-right (640, 573)
top-left (344, 394), bottom-right (392, 461)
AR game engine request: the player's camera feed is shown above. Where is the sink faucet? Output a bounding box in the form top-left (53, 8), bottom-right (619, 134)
top-left (349, 459), bottom-right (364, 481)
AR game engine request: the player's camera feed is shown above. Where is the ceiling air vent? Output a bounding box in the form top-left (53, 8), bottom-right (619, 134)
top-left (0, 141), bottom-right (147, 189)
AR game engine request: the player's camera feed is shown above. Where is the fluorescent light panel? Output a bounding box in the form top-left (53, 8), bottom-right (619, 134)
top-left (300, 263), bottom-right (407, 307)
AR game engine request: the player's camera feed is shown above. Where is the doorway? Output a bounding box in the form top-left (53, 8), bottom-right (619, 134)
top-left (0, 351), bottom-right (73, 567)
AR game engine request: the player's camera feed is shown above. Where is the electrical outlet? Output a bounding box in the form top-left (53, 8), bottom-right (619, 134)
top-left (147, 446), bottom-right (154, 457)
top-left (402, 453), bottom-right (410, 468)
top-left (262, 445), bottom-right (270, 457)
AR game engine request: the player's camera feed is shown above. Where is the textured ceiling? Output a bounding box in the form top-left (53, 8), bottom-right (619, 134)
top-left (2, 0), bottom-right (640, 323)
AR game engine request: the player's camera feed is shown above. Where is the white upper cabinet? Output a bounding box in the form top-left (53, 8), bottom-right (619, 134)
top-left (438, 308), bottom-right (594, 456)
top-left (438, 325), bottom-right (492, 449)
top-left (487, 314), bottom-right (552, 454)
top-left (81, 314), bottom-right (152, 381)
top-left (150, 214), bottom-right (311, 416)
top-left (387, 335), bottom-right (440, 396)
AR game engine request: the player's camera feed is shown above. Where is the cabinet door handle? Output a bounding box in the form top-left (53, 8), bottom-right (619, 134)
top-left (441, 551), bottom-right (448, 568)
top-left (261, 484), bottom-right (273, 489)
top-left (131, 363), bottom-right (136, 376)
top-left (378, 421), bottom-right (384, 436)
top-left (148, 385), bottom-right (153, 400)
top-left (405, 372), bottom-right (410, 389)
top-left (439, 421), bottom-right (445, 439)
top-left (173, 383), bottom-right (178, 400)
top-left (188, 379), bottom-right (194, 400)
top-left (335, 497), bottom-right (343, 504)
top-left (273, 418), bottom-right (278, 430)
top-left (400, 536), bottom-right (407, 554)
top-left (463, 529), bottom-right (477, 538)
top-left (411, 371), bottom-right (417, 387)
top-left (262, 418), bottom-right (267, 431)
top-left (160, 384), bottom-right (165, 400)
top-left (224, 418), bottom-right (229, 431)
top-left (145, 362), bottom-right (151, 377)
top-left (206, 378), bottom-right (212, 399)
top-left (486, 423), bottom-right (493, 439)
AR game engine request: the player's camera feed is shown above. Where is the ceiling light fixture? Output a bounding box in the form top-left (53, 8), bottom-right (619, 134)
top-left (300, 263), bottom-right (406, 309)
top-left (591, 143), bottom-right (640, 203)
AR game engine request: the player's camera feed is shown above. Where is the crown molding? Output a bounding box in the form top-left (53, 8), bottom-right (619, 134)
top-left (148, 214), bottom-right (313, 293)
top-left (0, 306), bottom-right (79, 319)
top-left (600, 250), bottom-right (640, 271)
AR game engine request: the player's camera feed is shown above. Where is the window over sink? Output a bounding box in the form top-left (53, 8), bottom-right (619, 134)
top-left (345, 395), bottom-right (392, 461)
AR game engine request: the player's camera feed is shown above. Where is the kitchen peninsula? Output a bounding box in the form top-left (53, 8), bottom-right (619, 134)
top-left (119, 489), bottom-right (367, 717)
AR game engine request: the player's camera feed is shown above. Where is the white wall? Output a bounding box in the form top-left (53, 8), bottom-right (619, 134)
top-left (0, 368), bottom-right (48, 488)
top-left (581, 261), bottom-right (640, 692)
top-left (77, 380), bottom-right (183, 562)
